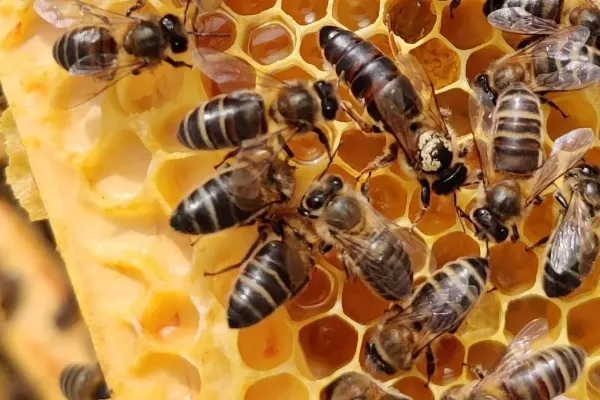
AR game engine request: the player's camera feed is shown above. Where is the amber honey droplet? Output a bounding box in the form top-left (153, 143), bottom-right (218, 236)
top-left (224, 0), bottom-right (276, 15)
top-left (333, 0), bottom-right (380, 30)
top-left (248, 23), bottom-right (294, 65)
top-left (416, 335), bottom-right (464, 386)
top-left (282, 0), bottom-right (327, 24)
top-left (287, 267), bottom-right (337, 321)
top-left (386, 0), bottom-right (436, 44)
top-left (194, 12), bottom-right (237, 52)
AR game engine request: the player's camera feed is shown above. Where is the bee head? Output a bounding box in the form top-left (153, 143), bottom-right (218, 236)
top-left (365, 325), bottom-right (414, 376)
top-left (471, 207), bottom-right (509, 243)
top-left (160, 14), bottom-right (188, 53)
top-left (313, 80), bottom-right (339, 120)
top-left (299, 174), bottom-right (344, 217)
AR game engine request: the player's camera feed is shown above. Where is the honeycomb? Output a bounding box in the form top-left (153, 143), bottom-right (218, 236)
top-left (1, 0), bottom-right (600, 398)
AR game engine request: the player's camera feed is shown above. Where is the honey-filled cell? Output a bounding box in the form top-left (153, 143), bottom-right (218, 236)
top-left (466, 46), bottom-right (507, 82)
top-left (505, 295), bottom-right (562, 341)
top-left (545, 92), bottom-right (597, 142)
top-left (287, 266), bottom-right (338, 321)
top-left (410, 39), bottom-right (461, 90)
top-left (431, 231), bottom-right (481, 269)
top-left (237, 312), bottom-right (294, 371)
top-left (342, 278), bottom-right (389, 325)
top-left (522, 193), bottom-right (555, 246)
top-left (194, 12), bottom-right (237, 52)
top-left (585, 147), bottom-right (600, 166)
top-left (139, 291), bottom-right (199, 345)
top-left (338, 129), bottom-right (387, 173)
top-left (333, 0), bottom-right (380, 31)
top-left (247, 23), bottom-right (294, 65)
top-left (282, 0), bottom-right (327, 24)
top-left (502, 31), bottom-right (529, 50)
top-left (563, 257), bottom-right (600, 302)
top-left (415, 335), bottom-right (464, 386)
top-left (297, 315), bottom-right (359, 380)
top-left (367, 34), bottom-right (394, 59)
top-left (366, 175), bottom-right (407, 221)
top-left (436, 88), bottom-right (472, 137)
top-left (465, 340), bottom-right (506, 380)
top-left (392, 376), bottom-right (434, 400)
top-left (440, 0), bottom-right (493, 50)
top-left (568, 298), bottom-right (600, 355)
top-left (224, 0), bottom-right (276, 15)
top-left (489, 241), bottom-right (538, 295)
top-left (245, 374), bottom-right (309, 400)
top-left (300, 32), bottom-right (327, 70)
top-left (385, 0), bottom-right (436, 44)
top-left (408, 192), bottom-right (456, 236)
top-left (459, 291), bottom-right (501, 339)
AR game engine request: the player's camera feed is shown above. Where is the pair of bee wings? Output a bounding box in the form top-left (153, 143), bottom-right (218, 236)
top-left (469, 85), bottom-right (594, 205)
top-left (549, 189), bottom-right (599, 275)
top-left (372, 53), bottom-right (451, 168)
top-left (377, 264), bottom-right (481, 353)
top-left (456, 318), bottom-right (556, 397)
top-left (333, 196), bottom-right (435, 297)
top-left (489, 24), bottom-right (600, 92)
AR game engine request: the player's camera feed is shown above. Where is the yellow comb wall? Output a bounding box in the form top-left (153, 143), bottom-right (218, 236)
top-left (2, 0), bottom-right (600, 398)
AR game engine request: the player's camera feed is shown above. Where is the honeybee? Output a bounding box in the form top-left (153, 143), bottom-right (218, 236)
top-left (469, 82), bottom-right (594, 243)
top-left (33, 0), bottom-right (220, 107)
top-left (526, 163), bottom-right (600, 297)
top-left (319, 26), bottom-right (469, 223)
top-left (441, 318), bottom-right (586, 400)
top-left (365, 257), bottom-right (489, 383)
top-left (178, 69), bottom-right (338, 159)
top-left (170, 139), bottom-right (295, 235)
top-left (323, 372), bottom-right (412, 400)
top-left (205, 216), bottom-right (316, 329)
top-left (60, 362), bottom-right (111, 400)
top-left (298, 174), bottom-right (433, 302)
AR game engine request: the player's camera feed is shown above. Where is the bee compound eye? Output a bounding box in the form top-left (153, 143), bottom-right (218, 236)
top-left (330, 176), bottom-right (343, 191)
top-left (497, 226), bottom-right (509, 242)
top-left (306, 193), bottom-right (325, 210)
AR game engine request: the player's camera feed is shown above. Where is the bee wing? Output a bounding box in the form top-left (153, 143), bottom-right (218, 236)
top-left (34, 0), bottom-right (132, 28)
top-left (535, 60), bottom-right (600, 91)
top-left (55, 59), bottom-right (145, 109)
top-left (549, 191), bottom-right (597, 276)
top-left (389, 225), bottom-right (436, 271)
top-left (468, 86), bottom-right (495, 186)
top-left (192, 47), bottom-right (258, 93)
top-left (525, 128), bottom-right (594, 204)
top-left (374, 53), bottom-right (450, 167)
top-left (472, 318), bottom-right (549, 392)
top-left (486, 7), bottom-right (560, 34)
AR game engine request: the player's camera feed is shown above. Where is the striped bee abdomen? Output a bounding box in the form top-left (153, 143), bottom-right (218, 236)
top-left (492, 84), bottom-right (543, 175)
top-left (414, 257), bottom-right (489, 332)
top-left (169, 170), bottom-right (262, 235)
top-left (52, 26), bottom-right (117, 72)
top-left (503, 345), bottom-right (586, 399)
top-left (318, 26), bottom-right (417, 125)
top-left (227, 240), bottom-right (309, 328)
top-left (177, 92), bottom-right (269, 150)
top-left (60, 363), bottom-right (110, 400)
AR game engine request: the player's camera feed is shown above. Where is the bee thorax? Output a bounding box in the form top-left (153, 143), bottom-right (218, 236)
top-left (418, 132), bottom-right (453, 172)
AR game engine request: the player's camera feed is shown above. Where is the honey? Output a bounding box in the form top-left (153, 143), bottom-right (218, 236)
top-left (341, 279), bottom-right (390, 325)
top-left (333, 0), bottom-right (380, 31)
top-left (287, 266), bottom-right (337, 321)
top-left (465, 340), bottom-right (506, 380)
top-left (393, 376), bottom-right (434, 400)
top-left (194, 12), bottom-right (237, 52)
top-left (224, 0), bottom-right (276, 15)
top-left (282, 0), bottom-right (327, 24)
top-left (247, 23), bottom-right (294, 65)
top-left (489, 241), bottom-right (538, 295)
top-left (431, 231), bottom-right (481, 268)
top-left (385, 0), bottom-right (436, 44)
top-left (415, 335), bottom-right (464, 386)
top-left (300, 32), bottom-right (328, 71)
top-left (505, 295), bottom-right (562, 340)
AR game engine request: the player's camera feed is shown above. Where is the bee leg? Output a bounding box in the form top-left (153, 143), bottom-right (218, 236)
top-left (340, 101), bottom-right (382, 134)
top-left (510, 224), bottom-right (520, 243)
top-left (486, 286), bottom-right (498, 294)
top-left (313, 127), bottom-right (333, 161)
top-left (125, 0), bottom-right (147, 17)
top-left (204, 229), bottom-right (269, 277)
top-left (425, 345), bottom-right (435, 387)
top-left (412, 179), bottom-right (431, 230)
top-left (214, 148), bottom-right (241, 170)
top-left (165, 57), bottom-right (193, 69)
top-left (554, 191), bottom-right (569, 209)
top-left (525, 235), bottom-right (550, 252)
top-left (449, 0), bottom-right (461, 18)
top-left (539, 95), bottom-right (569, 118)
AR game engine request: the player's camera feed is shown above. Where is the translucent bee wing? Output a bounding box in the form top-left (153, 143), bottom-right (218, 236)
top-left (390, 226), bottom-right (437, 272)
top-left (67, 53), bottom-right (119, 77)
top-left (526, 128), bottom-right (594, 204)
top-left (487, 7), bottom-right (559, 34)
top-left (468, 86), bottom-right (494, 186)
top-left (535, 60), bottom-right (600, 91)
top-left (472, 318), bottom-right (549, 392)
top-left (549, 191), bottom-right (598, 276)
top-left (33, 0), bottom-right (82, 28)
top-left (191, 47), bottom-right (257, 93)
